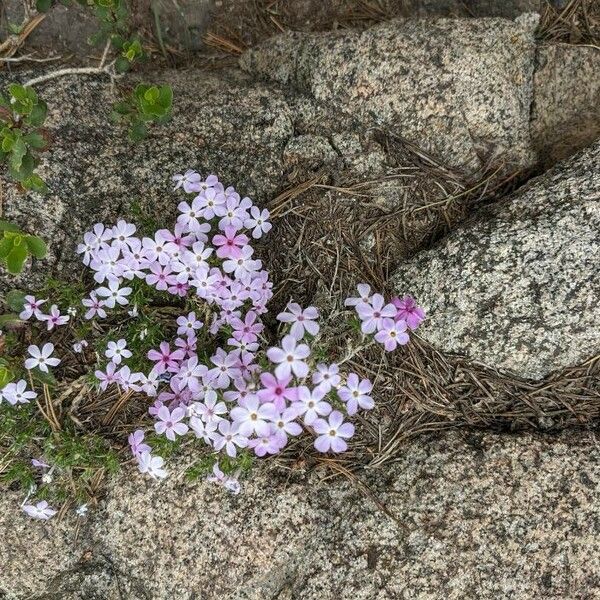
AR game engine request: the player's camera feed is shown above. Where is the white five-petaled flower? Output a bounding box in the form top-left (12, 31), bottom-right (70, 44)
top-left (2, 379), bottom-right (37, 405)
top-left (39, 305), bottom-right (70, 330)
top-left (95, 279), bottom-right (132, 308)
top-left (137, 452), bottom-right (168, 479)
top-left (22, 500), bottom-right (57, 520)
top-left (355, 293), bottom-right (396, 334)
top-left (276, 303), bottom-right (320, 340)
top-left (19, 295), bottom-right (47, 320)
top-left (266, 335), bottom-right (310, 380)
top-left (344, 283), bottom-right (373, 307)
top-left (24, 343), bottom-right (60, 373)
top-left (105, 339), bottom-right (132, 364)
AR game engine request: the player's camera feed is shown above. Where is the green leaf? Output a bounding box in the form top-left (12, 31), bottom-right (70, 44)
top-left (36, 0), bottom-right (53, 11)
top-left (9, 136), bottom-right (27, 171)
top-left (129, 120), bottom-right (147, 142)
top-left (6, 289), bottom-right (27, 312)
top-left (0, 220), bottom-right (21, 233)
top-left (23, 132), bottom-right (47, 149)
top-left (5, 241), bottom-right (28, 274)
top-left (25, 101), bottom-right (47, 127)
top-left (26, 235), bottom-right (47, 258)
top-left (0, 363), bottom-right (15, 388)
top-left (22, 174), bottom-right (48, 193)
top-left (0, 236), bottom-right (14, 258)
top-left (9, 151), bottom-right (36, 181)
top-left (115, 56), bottom-right (130, 74)
top-left (32, 368), bottom-right (57, 387)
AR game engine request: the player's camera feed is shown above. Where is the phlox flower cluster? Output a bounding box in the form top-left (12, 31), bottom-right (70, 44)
top-left (1, 170), bottom-right (424, 514)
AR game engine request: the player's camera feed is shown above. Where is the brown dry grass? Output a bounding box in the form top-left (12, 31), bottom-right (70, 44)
top-left (539, 0), bottom-right (600, 46)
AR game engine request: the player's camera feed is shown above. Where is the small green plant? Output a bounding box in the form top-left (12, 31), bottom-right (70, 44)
top-left (0, 220), bottom-right (47, 274)
top-left (112, 84), bottom-right (173, 141)
top-left (0, 84), bottom-right (49, 193)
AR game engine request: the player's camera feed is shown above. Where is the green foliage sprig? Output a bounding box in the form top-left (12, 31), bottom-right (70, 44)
top-left (0, 84), bottom-right (49, 193)
top-left (0, 220), bottom-right (47, 274)
top-left (112, 84), bottom-right (173, 141)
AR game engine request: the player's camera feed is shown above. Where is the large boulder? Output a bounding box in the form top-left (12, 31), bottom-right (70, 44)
top-left (392, 141), bottom-right (600, 380)
top-left (1, 429), bottom-right (599, 598)
top-left (240, 15), bottom-right (539, 173)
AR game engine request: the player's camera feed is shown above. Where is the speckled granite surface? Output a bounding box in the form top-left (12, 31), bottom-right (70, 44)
top-left (393, 140), bottom-right (600, 380)
top-left (1, 428), bottom-right (599, 599)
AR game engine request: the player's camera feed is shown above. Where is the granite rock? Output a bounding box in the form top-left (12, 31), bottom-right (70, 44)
top-left (532, 44), bottom-right (600, 166)
top-left (240, 15), bottom-right (539, 173)
top-left (392, 141), bottom-right (600, 380)
top-left (1, 429), bottom-right (600, 598)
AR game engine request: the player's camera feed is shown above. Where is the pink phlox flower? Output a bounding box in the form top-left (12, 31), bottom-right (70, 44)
top-left (175, 334), bottom-right (197, 358)
top-left (267, 334), bottom-right (310, 380)
top-left (276, 303), bottom-right (319, 340)
top-left (391, 295), bottom-right (425, 330)
top-left (248, 432), bottom-right (284, 457)
top-left (292, 385), bottom-right (332, 425)
top-left (192, 394), bottom-right (228, 424)
top-left (129, 430), bottom-right (151, 457)
top-left (154, 405), bottom-right (189, 441)
top-left (230, 311), bottom-right (263, 344)
top-left (212, 226), bottom-right (249, 259)
top-left (337, 373), bottom-right (374, 415)
top-left (147, 342), bottom-right (185, 375)
top-left (95, 362), bottom-right (119, 391)
top-left (82, 293), bottom-right (107, 320)
top-left (145, 261), bottom-right (176, 291)
top-left (175, 356), bottom-right (208, 392)
top-left (374, 318), bottom-right (410, 351)
top-left (312, 410), bottom-right (355, 453)
top-left (355, 293), bottom-right (396, 334)
top-left (19, 295), bottom-right (46, 320)
top-left (39, 304), bottom-right (70, 330)
top-left (223, 378), bottom-right (258, 405)
top-left (222, 245), bottom-right (261, 279)
top-left (257, 372), bottom-right (298, 412)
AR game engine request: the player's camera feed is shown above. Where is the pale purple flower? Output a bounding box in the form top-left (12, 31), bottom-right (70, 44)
top-left (39, 305), bottom-right (70, 330)
top-left (344, 283), bottom-right (373, 307)
top-left (176, 311), bottom-right (203, 337)
top-left (208, 348), bottom-right (241, 389)
top-left (154, 405), bottom-right (189, 441)
top-left (25, 343), bottom-right (60, 373)
top-left (2, 379), bottom-right (36, 405)
top-left (72, 340), bottom-right (89, 353)
top-left (230, 396), bottom-right (277, 437)
top-left (31, 458), bottom-right (50, 469)
top-left (175, 334), bottom-right (197, 357)
top-left (248, 433), bottom-right (283, 457)
top-left (194, 187), bottom-right (225, 220)
top-left (212, 420), bottom-right (248, 457)
top-left (222, 245), bottom-right (261, 279)
top-left (271, 407), bottom-right (303, 443)
top-left (82, 293), bottom-right (107, 320)
top-left (145, 261), bottom-right (175, 291)
top-left (22, 500), bottom-right (57, 520)
top-left (355, 293), bottom-right (396, 334)
top-left (277, 303), bottom-right (319, 340)
top-left (129, 430), bottom-right (151, 456)
top-left (173, 169), bottom-right (202, 193)
top-left (267, 334), bottom-right (310, 379)
top-left (230, 311), bottom-right (263, 344)
top-left (192, 394), bottom-right (227, 424)
top-left (176, 356), bottom-right (208, 392)
top-left (391, 295), bottom-right (425, 330)
top-left (312, 411), bottom-right (355, 453)
top-left (19, 295), bottom-right (46, 320)
top-left (293, 385), bottom-right (332, 425)
top-left (137, 452), bottom-right (167, 479)
top-left (337, 373), bottom-right (374, 415)
top-left (312, 363), bottom-right (341, 393)
top-left (111, 220), bottom-right (137, 250)
top-left (244, 206), bottom-right (271, 239)
top-left (374, 318), bottom-right (410, 351)
top-left (95, 362), bottom-right (119, 391)
top-left (105, 339), bottom-right (132, 364)
top-left (257, 372), bottom-right (298, 411)
top-left (89, 245), bottom-right (123, 283)
top-left (95, 279), bottom-right (132, 308)
top-left (216, 196), bottom-right (251, 230)
top-left (189, 415), bottom-right (217, 444)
